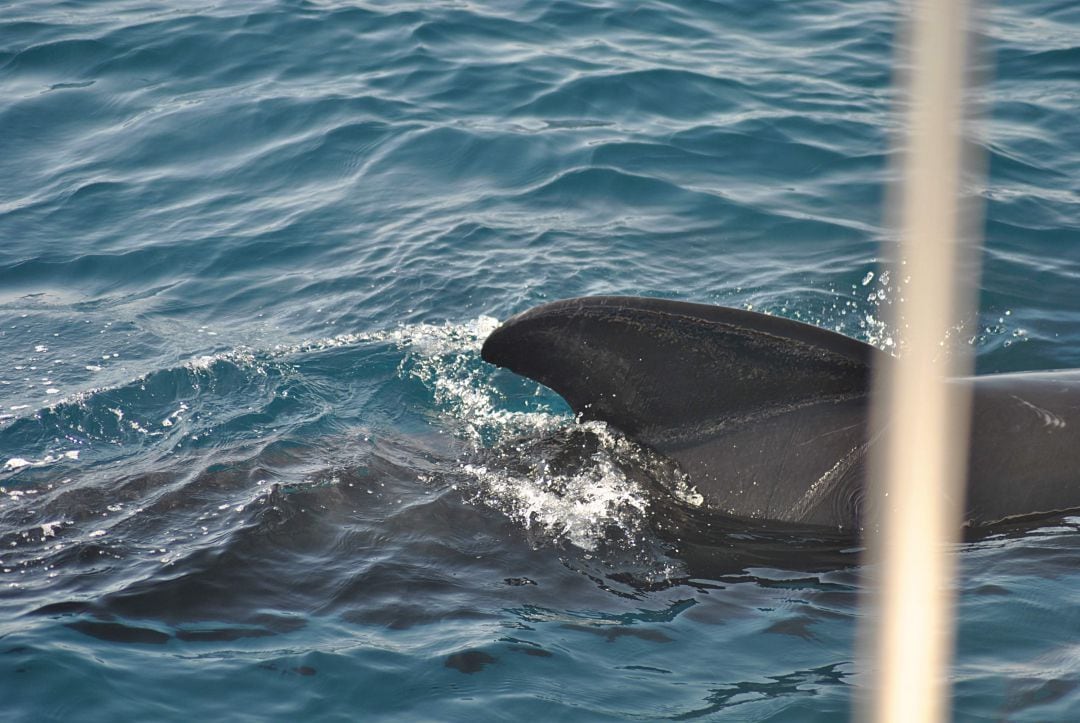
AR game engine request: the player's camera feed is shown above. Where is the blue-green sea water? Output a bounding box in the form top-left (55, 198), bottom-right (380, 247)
top-left (2, 1), bottom-right (1079, 720)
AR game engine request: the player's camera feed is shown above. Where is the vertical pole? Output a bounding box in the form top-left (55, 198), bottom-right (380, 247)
top-left (863, 1), bottom-right (980, 721)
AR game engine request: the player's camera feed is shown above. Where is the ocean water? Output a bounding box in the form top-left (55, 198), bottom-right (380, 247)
top-left (2, 0), bottom-right (1079, 720)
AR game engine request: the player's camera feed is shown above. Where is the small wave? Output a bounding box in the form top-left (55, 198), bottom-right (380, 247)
top-left (513, 67), bottom-right (750, 121)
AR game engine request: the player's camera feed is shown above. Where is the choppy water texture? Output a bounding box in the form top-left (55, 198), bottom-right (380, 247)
top-left (2, 1), bottom-right (1079, 720)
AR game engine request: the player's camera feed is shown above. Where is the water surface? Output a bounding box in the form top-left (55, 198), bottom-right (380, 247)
top-left (2, 1), bottom-right (1079, 720)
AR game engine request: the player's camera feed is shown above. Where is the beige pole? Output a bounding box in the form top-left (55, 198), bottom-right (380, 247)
top-left (862, 1), bottom-right (982, 721)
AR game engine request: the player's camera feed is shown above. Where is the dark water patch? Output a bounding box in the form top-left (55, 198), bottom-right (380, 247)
top-left (67, 619), bottom-right (169, 645)
top-left (562, 624), bottom-right (673, 644)
top-left (620, 664), bottom-right (671, 674)
top-left (33, 600), bottom-right (92, 617)
top-left (1002, 677), bottom-right (1079, 718)
top-left (444, 649), bottom-right (496, 674)
top-left (670, 662), bottom-right (850, 721)
top-left (763, 617), bottom-right (818, 641)
top-left (258, 660), bottom-right (319, 678)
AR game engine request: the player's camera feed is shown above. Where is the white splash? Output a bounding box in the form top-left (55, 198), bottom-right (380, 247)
top-left (3, 450), bottom-right (80, 472)
top-left (373, 317), bottom-right (671, 551)
top-left (462, 454), bottom-right (649, 550)
top-left (398, 317), bottom-right (563, 445)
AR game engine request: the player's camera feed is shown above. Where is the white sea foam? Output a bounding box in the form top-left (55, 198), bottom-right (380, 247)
top-left (379, 317), bottom-right (701, 553)
top-left (394, 316), bottom-right (562, 445)
top-left (355, 317), bottom-right (646, 547)
top-left (3, 450), bottom-right (80, 473)
top-left (462, 454), bottom-right (649, 550)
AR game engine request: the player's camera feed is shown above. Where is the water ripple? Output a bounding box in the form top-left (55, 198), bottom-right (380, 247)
top-left (2, 0), bottom-right (1079, 720)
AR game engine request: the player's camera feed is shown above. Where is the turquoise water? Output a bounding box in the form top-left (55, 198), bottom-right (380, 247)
top-left (2, 0), bottom-right (1079, 720)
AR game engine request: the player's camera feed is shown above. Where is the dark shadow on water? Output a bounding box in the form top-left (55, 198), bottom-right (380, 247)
top-left (670, 662), bottom-right (851, 720)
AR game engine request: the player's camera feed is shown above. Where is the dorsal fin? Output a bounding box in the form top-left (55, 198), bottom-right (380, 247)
top-left (481, 296), bottom-right (880, 444)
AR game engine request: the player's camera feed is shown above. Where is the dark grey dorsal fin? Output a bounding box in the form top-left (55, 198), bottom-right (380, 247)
top-left (483, 296), bottom-right (1080, 530)
top-left (481, 296), bottom-right (879, 445)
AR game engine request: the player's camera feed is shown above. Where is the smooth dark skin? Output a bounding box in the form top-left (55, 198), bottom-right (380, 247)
top-left (481, 296), bottom-right (1080, 533)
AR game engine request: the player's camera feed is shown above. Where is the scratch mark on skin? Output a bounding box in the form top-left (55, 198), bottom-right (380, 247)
top-left (789, 444), bottom-right (864, 524)
top-left (1012, 396), bottom-right (1067, 429)
top-left (796, 422), bottom-right (862, 446)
